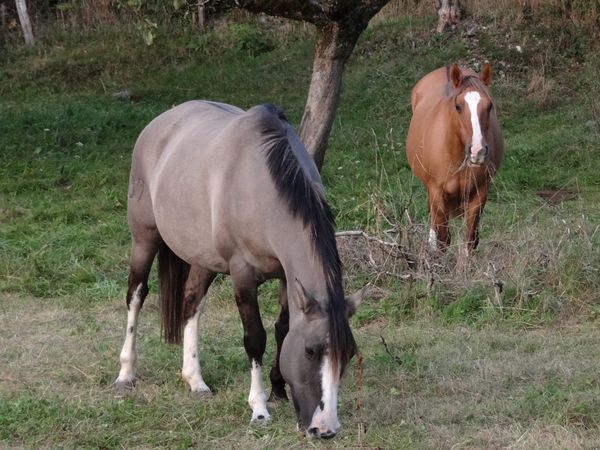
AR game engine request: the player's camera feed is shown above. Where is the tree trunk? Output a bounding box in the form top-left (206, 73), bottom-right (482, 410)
top-left (435, 0), bottom-right (460, 33)
top-left (1, 3), bottom-right (7, 29)
top-left (197, 1), bottom-right (206, 30)
top-left (238, 0), bottom-right (390, 171)
top-left (15, 0), bottom-right (34, 45)
top-left (299, 22), bottom-right (364, 170)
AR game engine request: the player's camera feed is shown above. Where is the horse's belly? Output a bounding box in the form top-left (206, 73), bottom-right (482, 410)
top-left (157, 215), bottom-right (229, 272)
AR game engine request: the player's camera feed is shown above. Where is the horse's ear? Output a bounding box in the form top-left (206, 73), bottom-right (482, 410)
top-left (345, 284), bottom-right (370, 318)
top-left (294, 278), bottom-right (323, 319)
top-left (450, 64), bottom-right (462, 88)
top-left (480, 62), bottom-right (492, 86)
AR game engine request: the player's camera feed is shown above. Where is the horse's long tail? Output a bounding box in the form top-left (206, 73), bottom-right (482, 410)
top-left (158, 240), bottom-right (190, 344)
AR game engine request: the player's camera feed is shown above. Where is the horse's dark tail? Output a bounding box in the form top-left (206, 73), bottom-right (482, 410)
top-left (157, 240), bottom-right (190, 344)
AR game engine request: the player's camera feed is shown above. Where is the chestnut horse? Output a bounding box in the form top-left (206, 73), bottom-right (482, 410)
top-left (115, 101), bottom-right (362, 438)
top-left (406, 63), bottom-right (504, 253)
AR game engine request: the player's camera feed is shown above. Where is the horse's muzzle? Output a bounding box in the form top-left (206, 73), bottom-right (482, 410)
top-left (308, 427), bottom-right (337, 439)
top-left (468, 144), bottom-right (488, 165)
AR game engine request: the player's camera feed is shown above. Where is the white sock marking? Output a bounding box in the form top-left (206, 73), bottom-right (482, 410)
top-left (428, 228), bottom-right (438, 251)
top-left (116, 284), bottom-right (142, 384)
top-left (248, 359), bottom-right (270, 422)
top-left (181, 302), bottom-right (211, 393)
top-left (309, 355), bottom-right (340, 435)
top-left (465, 91), bottom-right (483, 155)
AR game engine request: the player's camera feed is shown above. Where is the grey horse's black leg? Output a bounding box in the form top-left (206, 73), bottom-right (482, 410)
top-left (269, 279), bottom-right (289, 402)
top-left (231, 263), bottom-right (269, 422)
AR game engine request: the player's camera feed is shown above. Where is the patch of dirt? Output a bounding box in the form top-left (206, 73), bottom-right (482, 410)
top-left (536, 188), bottom-right (579, 205)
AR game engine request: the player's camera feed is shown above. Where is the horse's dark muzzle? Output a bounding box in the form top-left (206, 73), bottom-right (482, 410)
top-left (468, 144), bottom-right (489, 165)
top-left (308, 427), bottom-right (337, 439)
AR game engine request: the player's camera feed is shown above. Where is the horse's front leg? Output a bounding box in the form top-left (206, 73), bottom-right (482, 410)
top-left (428, 187), bottom-right (451, 251)
top-left (464, 184), bottom-right (488, 255)
top-left (269, 279), bottom-right (289, 402)
top-left (231, 262), bottom-right (269, 422)
top-left (181, 266), bottom-right (216, 396)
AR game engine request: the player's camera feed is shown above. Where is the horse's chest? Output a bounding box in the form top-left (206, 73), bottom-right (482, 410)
top-left (442, 172), bottom-right (484, 199)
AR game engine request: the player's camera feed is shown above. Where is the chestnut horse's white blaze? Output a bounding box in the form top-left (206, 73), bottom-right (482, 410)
top-left (309, 355), bottom-right (340, 436)
top-left (464, 91), bottom-right (483, 156)
top-left (116, 283), bottom-right (143, 385)
top-left (248, 359), bottom-right (270, 421)
top-left (115, 101), bottom-right (361, 438)
top-left (181, 303), bottom-right (210, 393)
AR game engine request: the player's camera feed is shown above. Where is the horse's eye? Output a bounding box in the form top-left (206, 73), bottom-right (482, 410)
top-left (455, 103), bottom-right (462, 112)
top-left (305, 347), bottom-right (318, 360)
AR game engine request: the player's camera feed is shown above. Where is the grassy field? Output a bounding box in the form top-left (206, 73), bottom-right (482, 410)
top-left (1, 4), bottom-right (600, 448)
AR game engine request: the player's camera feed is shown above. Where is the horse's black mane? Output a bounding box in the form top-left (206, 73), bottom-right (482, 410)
top-left (257, 103), bottom-right (355, 373)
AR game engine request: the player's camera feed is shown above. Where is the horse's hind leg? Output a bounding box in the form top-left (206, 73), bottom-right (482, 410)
top-left (269, 279), bottom-right (289, 402)
top-left (116, 235), bottom-right (159, 390)
top-left (181, 266), bottom-right (216, 396)
top-left (230, 261), bottom-right (269, 422)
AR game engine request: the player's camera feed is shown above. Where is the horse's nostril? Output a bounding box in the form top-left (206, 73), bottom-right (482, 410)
top-left (308, 427), bottom-right (319, 436)
top-left (320, 430), bottom-right (336, 439)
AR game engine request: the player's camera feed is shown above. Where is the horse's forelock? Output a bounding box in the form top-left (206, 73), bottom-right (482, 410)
top-left (326, 287), bottom-right (356, 375)
top-left (446, 71), bottom-right (494, 106)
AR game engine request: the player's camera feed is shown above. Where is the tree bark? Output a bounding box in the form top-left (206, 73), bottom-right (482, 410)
top-left (15, 0), bottom-right (34, 45)
top-left (239, 0), bottom-right (390, 171)
top-left (435, 0), bottom-right (460, 33)
top-left (299, 21), bottom-right (364, 170)
top-left (1, 3), bottom-right (7, 29)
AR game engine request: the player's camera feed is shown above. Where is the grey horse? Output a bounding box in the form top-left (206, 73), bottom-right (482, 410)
top-left (115, 101), bottom-right (363, 438)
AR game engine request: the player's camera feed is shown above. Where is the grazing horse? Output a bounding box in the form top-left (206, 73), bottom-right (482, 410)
top-left (115, 101), bottom-right (362, 438)
top-left (406, 63), bottom-right (504, 253)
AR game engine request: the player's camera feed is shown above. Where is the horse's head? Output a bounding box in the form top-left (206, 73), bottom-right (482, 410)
top-left (279, 279), bottom-right (363, 439)
top-left (449, 63), bottom-right (494, 166)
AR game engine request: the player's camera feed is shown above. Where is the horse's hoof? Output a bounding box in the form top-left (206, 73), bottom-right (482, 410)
top-left (114, 379), bottom-right (135, 392)
top-left (191, 389), bottom-right (213, 402)
top-left (251, 412), bottom-right (271, 424)
top-left (267, 391), bottom-right (288, 406)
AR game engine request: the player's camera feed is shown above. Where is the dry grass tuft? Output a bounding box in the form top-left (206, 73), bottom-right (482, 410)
top-left (527, 68), bottom-right (557, 108)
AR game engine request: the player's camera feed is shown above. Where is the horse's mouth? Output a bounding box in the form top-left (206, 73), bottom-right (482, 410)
top-left (467, 160), bottom-right (485, 167)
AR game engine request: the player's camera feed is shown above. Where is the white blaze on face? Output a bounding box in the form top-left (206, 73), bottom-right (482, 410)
top-left (464, 91), bottom-right (483, 155)
top-left (309, 355), bottom-right (340, 435)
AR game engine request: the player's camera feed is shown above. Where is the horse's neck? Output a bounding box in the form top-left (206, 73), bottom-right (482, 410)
top-left (278, 238), bottom-right (330, 316)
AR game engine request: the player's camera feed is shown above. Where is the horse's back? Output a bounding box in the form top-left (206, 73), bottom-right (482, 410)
top-left (127, 101), bottom-right (296, 273)
top-left (131, 101), bottom-right (243, 176)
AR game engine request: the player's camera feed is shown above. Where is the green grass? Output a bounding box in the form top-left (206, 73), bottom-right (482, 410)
top-left (1, 11), bottom-right (600, 448)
